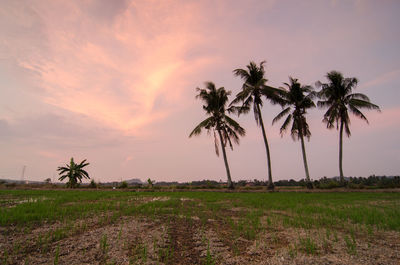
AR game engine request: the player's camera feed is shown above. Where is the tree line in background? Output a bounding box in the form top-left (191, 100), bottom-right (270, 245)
top-left (3, 175), bottom-right (399, 190)
top-left (190, 61), bottom-right (380, 190)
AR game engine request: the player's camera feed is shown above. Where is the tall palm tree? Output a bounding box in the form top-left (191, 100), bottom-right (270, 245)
top-left (273, 77), bottom-right (315, 188)
top-left (316, 71), bottom-right (380, 183)
top-left (58, 158), bottom-right (90, 188)
top-left (189, 82), bottom-right (245, 189)
top-left (231, 61), bottom-right (282, 190)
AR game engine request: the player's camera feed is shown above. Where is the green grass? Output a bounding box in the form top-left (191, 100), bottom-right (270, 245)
top-left (1, 190), bottom-right (399, 233)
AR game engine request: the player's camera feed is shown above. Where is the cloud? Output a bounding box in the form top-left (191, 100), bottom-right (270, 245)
top-left (2, 0), bottom-right (219, 135)
top-left (0, 112), bottom-right (125, 148)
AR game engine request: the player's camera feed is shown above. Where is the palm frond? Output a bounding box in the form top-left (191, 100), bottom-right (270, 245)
top-left (349, 105), bottom-right (369, 123)
top-left (317, 100), bottom-right (333, 108)
top-left (261, 85), bottom-right (285, 105)
top-left (224, 115), bottom-right (246, 136)
top-left (272, 107), bottom-right (291, 125)
top-left (233, 68), bottom-right (251, 80)
top-left (346, 93), bottom-right (370, 101)
top-left (280, 114), bottom-right (292, 136)
top-left (230, 86), bottom-right (252, 106)
top-left (323, 105), bottom-right (338, 129)
top-left (349, 99), bottom-right (380, 111)
top-left (189, 117), bottom-right (213, 137)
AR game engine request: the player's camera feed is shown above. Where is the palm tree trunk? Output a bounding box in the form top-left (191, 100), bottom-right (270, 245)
top-left (339, 120), bottom-right (344, 183)
top-left (299, 131), bottom-right (312, 188)
top-left (217, 129), bottom-right (234, 189)
top-left (256, 104), bottom-right (274, 190)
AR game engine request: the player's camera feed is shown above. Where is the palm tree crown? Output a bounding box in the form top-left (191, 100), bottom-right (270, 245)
top-left (273, 77), bottom-right (315, 140)
top-left (189, 82), bottom-right (245, 188)
top-left (316, 70), bottom-right (380, 180)
top-left (317, 71), bottom-right (380, 135)
top-left (189, 82), bottom-right (245, 154)
top-left (273, 77), bottom-right (315, 186)
top-left (58, 158), bottom-right (90, 188)
top-left (231, 61), bottom-right (282, 121)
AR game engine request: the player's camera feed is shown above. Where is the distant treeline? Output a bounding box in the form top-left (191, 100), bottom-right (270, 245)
top-left (121, 176), bottom-right (400, 189)
top-left (1, 175), bottom-right (399, 189)
top-left (275, 175), bottom-right (400, 189)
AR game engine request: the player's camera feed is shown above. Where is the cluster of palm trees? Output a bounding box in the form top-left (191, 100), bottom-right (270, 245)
top-left (190, 61), bottom-right (380, 190)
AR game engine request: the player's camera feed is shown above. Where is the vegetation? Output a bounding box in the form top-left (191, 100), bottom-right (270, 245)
top-left (273, 175), bottom-right (400, 189)
top-left (273, 77), bottom-right (316, 188)
top-left (57, 158), bottom-right (90, 188)
top-left (231, 61), bottom-right (282, 190)
top-left (88, 179), bottom-right (98, 189)
top-left (0, 190), bottom-right (399, 264)
top-left (147, 178), bottom-right (154, 188)
top-left (189, 82), bottom-right (245, 189)
top-left (316, 71), bottom-right (380, 182)
top-left (118, 181), bottom-right (128, 189)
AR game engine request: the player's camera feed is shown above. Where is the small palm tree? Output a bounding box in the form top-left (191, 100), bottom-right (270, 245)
top-left (273, 77), bottom-right (315, 188)
top-left (58, 158), bottom-right (90, 188)
top-left (231, 61), bottom-right (282, 190)
top-left (316, 71), bottom-right (380, 182)
top-left (189, 82), bottom-right (245, 189)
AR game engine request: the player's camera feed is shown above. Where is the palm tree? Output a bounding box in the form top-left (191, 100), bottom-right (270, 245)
top-left (58, 158), bottom-right (90, 188)
top-left (189, 82), bottom-right (245, 189)
top-left (273, 77), bottom-right (315, 188)
top-left (231, 61), bottom-right (282, 190)
top-left (316, 71), bottom-right (380, 183)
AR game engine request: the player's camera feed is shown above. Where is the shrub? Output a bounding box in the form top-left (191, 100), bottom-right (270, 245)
top-left (118, 181), bottom-right (128, 189)
top-left (89, 180), bottom-right (98, 189)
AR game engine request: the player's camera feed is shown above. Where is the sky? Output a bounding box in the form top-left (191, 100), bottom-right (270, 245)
top-left (0, 0), bottom-right (399, 183)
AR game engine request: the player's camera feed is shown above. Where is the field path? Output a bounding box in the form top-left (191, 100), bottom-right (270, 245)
top-left (168, 217), bottom-right (202, 264)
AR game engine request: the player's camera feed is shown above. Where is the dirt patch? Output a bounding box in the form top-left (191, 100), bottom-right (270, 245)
top-left (167, 217), bottom-right (202, 264)
top-left (254, 227), bottom-right (400, 265)
top-left (2, 216), bottom-right (169, 265)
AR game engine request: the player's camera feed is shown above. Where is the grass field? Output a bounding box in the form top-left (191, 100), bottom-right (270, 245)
top-left (1, 189), bottom-right (399, 264)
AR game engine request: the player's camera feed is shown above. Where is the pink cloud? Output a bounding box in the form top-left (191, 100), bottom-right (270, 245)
top-left (9, 1), bottom-right (220, 135)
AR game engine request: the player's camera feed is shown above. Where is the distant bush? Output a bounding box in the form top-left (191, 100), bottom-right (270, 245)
top-left (5, 183), bottom-right (16, 188)
top-left (347, 183), bottom-right (365, 189)
top-left (88, 180), bottom-right (98, 189)
top-left (118, 181), bottom-right (128, 189)
top-left (317, 181), bottom-right (341, 189)
top-left (240, 186), bottom-right (264, 190)
top-left (176, 185), bottom-right (189, 189)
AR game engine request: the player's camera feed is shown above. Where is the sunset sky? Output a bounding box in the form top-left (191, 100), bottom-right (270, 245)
top-left (1, 0), bottom-right (399, 183)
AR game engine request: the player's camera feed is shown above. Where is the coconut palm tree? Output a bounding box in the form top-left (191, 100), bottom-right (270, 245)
top-left (273, 77), bottom-right (315, 188)
top-left (231, 61), bottom-right (282, 190)
top-left (189, 82), bottom-right (245, 189)
top-left (316, 71), bottom-right (380, 183)
top-left (58, 158), bottom-right (90, 188)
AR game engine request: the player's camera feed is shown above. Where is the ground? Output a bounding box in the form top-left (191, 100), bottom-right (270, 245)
top-left (0, 190), bottom-right (399, 264)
